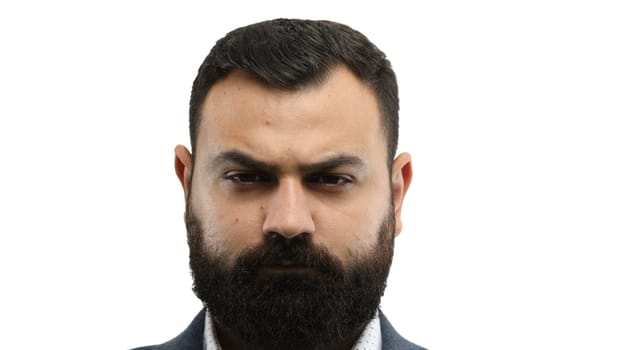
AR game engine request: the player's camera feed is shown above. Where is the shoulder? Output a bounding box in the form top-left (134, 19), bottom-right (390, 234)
top-left (379, 311), bottom-right (427, 350)
top-left (130, 309), bottom-right (206, 350)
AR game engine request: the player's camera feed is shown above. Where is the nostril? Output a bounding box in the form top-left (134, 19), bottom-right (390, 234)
top-left (266, 231), bottom-right (310, 244)
top-left (267, 232), bottom-right (281, 241)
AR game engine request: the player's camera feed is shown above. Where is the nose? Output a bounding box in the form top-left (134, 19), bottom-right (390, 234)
top-left (262, 177), bottom-right (315, 239)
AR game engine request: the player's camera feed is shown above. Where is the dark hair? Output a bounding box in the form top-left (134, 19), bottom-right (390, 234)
top-left (189, 18), bottom-right (399, 163)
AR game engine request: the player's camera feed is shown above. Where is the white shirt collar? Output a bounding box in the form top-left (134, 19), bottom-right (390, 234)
top-left (350, 311), bottom-right (382, 350)
top-left (203, 308), bottom-right (381, 350)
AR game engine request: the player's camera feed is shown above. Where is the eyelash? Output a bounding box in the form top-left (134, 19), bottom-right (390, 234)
top-left (224, 172), bottom-right (272, 184)
top-left (224, 172), bottom-right (353, 188)
top-left (306, 174), bottom-right (353, 187)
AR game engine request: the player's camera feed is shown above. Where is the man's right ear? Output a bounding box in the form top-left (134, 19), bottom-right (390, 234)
top-left (174, 145), bottom-right (193, 203)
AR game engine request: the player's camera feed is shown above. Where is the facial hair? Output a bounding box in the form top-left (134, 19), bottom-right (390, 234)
top-left (186, 206), bottom-right (395, 350)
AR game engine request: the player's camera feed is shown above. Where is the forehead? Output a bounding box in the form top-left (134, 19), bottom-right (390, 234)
top-left (196, 66), bottom-right (386, 165)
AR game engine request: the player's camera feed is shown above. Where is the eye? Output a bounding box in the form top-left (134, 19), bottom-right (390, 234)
top-left (225, 172), bottom-right (272, 184)
top-left (306, 174), bottom-right (353, 187)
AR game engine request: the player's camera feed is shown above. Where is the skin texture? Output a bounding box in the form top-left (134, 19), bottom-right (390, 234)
top-left (174, 65), bottom-right (412, 349)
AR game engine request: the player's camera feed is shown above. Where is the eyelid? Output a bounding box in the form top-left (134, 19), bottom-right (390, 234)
top-left (224, 170), bottom-right (273, 184)
top-left (223, 168), bottom-right (356, 188)
top-left (305, 173), bottom-right (355, 186)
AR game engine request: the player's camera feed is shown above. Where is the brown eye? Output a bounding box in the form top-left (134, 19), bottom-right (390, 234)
top-left (307, 174), bottom-right (353, 187)
top-left (226, 172), bottom-right (271, 184)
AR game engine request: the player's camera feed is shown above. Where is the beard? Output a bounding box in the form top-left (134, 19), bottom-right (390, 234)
top-left (186, 205), bottom-right (395, 350)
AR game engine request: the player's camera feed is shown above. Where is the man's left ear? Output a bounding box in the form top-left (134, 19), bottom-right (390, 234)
top-left (391, 152), bottom-right (413, 236)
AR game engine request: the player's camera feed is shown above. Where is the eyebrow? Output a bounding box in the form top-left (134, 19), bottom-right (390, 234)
top-left (212, 151), bottom-right (277, 173)
top-left (211, 150), bottom-right (367, 174)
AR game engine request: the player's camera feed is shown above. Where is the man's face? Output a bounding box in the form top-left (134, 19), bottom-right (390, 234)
top-left (175, 65), bottom-right (411, 349)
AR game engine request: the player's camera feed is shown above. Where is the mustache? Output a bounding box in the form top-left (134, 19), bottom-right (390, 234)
top-left (185, 209), bottom-right (343, 276)
top-left (235, 233), bottom-right (344, 275)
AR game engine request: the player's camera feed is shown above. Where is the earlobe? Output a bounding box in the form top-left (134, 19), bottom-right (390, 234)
top-left (174, 145), bottom-right (193, 202)
top-left (391, 152), bottom-right (413, 236)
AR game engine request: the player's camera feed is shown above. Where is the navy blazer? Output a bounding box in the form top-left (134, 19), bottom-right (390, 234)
top-left (132, 309), bottom-right (426, 350)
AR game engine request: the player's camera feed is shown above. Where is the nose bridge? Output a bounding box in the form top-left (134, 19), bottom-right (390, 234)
top-left (262, 177), bottom-right (315, 238)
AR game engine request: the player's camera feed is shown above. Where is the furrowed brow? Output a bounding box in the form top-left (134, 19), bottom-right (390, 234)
top-left (211, 151), bottom-right (277, 173)
top-left (211, 151), bottom-right (366, 174)
top-left (301, 155), bottom-right (367, 173)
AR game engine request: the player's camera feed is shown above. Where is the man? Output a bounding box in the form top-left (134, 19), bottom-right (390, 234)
top-left (134, 18), bottom-right (425, 350)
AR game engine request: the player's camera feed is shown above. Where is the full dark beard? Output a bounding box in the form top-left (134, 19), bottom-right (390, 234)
top-left (186, 207), bottom-right (395, 350)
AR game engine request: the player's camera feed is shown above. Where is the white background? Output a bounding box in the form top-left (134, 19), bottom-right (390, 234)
top-left (1, 1), bottom-right (621, 349)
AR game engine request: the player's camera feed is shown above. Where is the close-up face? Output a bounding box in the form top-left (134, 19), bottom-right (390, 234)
top-left (182, 65), bottom-right (405, 268)
top-left (175, 65), bottom-right (411, 348)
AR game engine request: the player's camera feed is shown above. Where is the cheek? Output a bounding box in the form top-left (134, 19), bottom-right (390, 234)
top-left (313, 177), bottom-right (392, 261)
top-left (315, 201), bottom-right (388, 261)
top-left (190, 185), bottom-right (265, 257)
